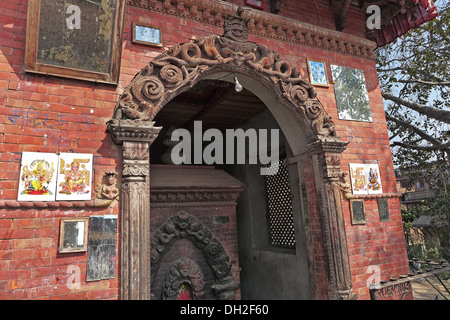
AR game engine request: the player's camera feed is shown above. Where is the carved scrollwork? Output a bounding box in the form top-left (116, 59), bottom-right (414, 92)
top-left (108, 15), bottom-right (339, 141)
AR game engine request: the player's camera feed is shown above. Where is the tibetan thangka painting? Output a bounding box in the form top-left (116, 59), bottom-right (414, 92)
top-left (18, 152), bottom-right (58, 201)
top-left (349, 163), bottom-right (383, 195)
top-left (56, 153), bottom-right (93, 201)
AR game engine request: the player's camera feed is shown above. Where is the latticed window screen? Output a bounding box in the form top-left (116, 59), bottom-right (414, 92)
top-left (264, 159), bottom-right (296, 248)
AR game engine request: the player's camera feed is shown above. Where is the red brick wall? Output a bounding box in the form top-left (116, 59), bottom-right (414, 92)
top-left (224, 0), bottom-right (367, 38)
top-left (0, 0), bottom-right (409, 300)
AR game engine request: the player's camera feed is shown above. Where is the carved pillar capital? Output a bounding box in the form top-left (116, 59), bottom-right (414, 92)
top-left (107, 119), bottom-right (162, 145)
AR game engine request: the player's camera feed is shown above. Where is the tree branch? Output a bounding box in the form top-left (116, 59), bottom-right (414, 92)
top-left (391, 141), bottom-right (450, 151)
top-left (382, 92), bottom-right (450, 124)
top-left (385, 113), bottom-right (444, 145)
top-left (397, 79), bottom-right (450, 86)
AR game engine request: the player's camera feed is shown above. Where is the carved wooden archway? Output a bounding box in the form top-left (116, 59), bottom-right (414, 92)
top-left (107, 14), bottom-right (356, 300)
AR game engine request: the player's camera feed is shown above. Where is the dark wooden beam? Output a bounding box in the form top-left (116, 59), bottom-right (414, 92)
top-left (336, 0), bottom-right (353, 31)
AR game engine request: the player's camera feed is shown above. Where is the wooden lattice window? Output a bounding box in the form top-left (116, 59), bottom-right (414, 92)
top-left (264, 159), bottom-right (296, 248)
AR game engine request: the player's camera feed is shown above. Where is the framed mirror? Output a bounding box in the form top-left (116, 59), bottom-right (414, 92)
top-left (330, 65), bottom-right (372, 122)
top-left (59, 218), bottom-right (89, 253)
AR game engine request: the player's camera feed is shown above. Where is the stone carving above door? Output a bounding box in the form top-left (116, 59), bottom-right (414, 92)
top-left (151, 211), bottom-right (238, 299)
top-left (162, 257), bottom-right (206, 300)
top-left (107, 15), bottom-right (339, 142)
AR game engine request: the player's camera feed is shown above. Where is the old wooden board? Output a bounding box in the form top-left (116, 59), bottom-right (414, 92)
top-left (86, 215), bottom-right (117, 281)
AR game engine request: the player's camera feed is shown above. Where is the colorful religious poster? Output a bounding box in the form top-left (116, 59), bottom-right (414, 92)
top-left (349, 163), bottom-right (368, 195)
top-left (17, 152), bottom-right (58, 201)
top-left (366, 164), bottom-right (383, 194)
top-left (56, 153), bottom-right (93, 201)
top-left (349, 163), bottom-right (383, 195)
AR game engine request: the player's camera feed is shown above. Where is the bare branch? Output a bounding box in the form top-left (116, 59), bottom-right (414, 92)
top-left (391, 141), bottom-right (450, 151)
top-left (385, 113), bottom-right (444, 145)
top-left (397, 79), bottom-right (450, 86)
top-left (382, 92), bottom-right (450, 124)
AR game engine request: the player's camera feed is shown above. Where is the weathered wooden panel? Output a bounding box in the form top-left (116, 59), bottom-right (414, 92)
top-left (86, 215), bottom-right (117, 281)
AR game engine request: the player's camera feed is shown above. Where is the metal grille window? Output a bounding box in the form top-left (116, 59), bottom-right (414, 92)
top-left (264, 159), bottom-right (296, 248)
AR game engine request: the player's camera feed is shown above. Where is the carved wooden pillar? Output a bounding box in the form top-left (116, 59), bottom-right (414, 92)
top-left (308, 139), bottom-right (357, 300)
top-left (108, 120), bottom-right (161, 300)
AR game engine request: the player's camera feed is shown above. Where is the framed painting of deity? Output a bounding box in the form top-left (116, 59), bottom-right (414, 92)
top-left (366, 164), bottom-right (383, 194)
top-left (18, 152), bottom-right (59, 201)
top-left (25, 0), bottom-right (126, 84)
top-left (349, 163), bottom-right (383, 195)
top-left (307, 59), bottom-right (329, 87)
top-left (349, 163), bottom-right (368, 195)
top-left (132, 22), bottom-right (163, 47)
top-left (56, 153), bottom-right (93, 201)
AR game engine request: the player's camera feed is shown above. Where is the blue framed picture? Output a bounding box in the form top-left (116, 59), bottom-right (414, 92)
top-left (132, 22), bottom-right (162, 47)
top-left (307, 59), bottom-right (329, 87)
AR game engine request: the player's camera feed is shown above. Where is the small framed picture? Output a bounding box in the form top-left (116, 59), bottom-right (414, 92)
top-left (307, 59), bottom-right (329, 87)
top-left (132, 22), bottom-right (162, 47)
top-left (245, 0), bottom-right (264, 10)
top-left (59, 218), bottom-right (89, 253)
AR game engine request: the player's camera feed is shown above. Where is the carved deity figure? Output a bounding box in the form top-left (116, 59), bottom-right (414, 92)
top-left (96, 172), bottom-right (119, 200)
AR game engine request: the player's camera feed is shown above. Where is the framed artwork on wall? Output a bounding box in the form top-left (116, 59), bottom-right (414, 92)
top-left (132, 22), bottom-right (163, 47)
top-left (349, 163), bottom-right (383, 195)
top-left (17, 152), bottom-right (58, 202)
top-left (25, 0), bottom-right (126, 84)
top-left (59, 218), bottom-right (89, 253)
top-left (307, 59), bottom-right (329, 87)
top-left (56, 153), bottom-right (93, 201)
top-left (245, 0), bottom-right (264, 10)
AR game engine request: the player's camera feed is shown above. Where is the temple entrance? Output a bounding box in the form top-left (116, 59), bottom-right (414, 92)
top-left (107, 15), bottom-right (355, 300)
top-left (149, 78), bottom-right (312, 299)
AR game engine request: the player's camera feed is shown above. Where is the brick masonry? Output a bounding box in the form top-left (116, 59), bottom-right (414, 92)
top-left (0, 0), bottom-right (410, 299)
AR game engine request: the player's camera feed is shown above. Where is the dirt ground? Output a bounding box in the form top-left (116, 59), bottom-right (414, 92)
top-left (412, 277), bottom-right (450, 300)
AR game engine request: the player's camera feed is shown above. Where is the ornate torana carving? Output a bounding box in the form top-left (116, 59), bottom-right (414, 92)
top-left (162, 257), bottom-right (206, 300)
top-left (151, 211), bottom-right (238, 299)
top-left (109, 16), bottom-right (337, 141)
